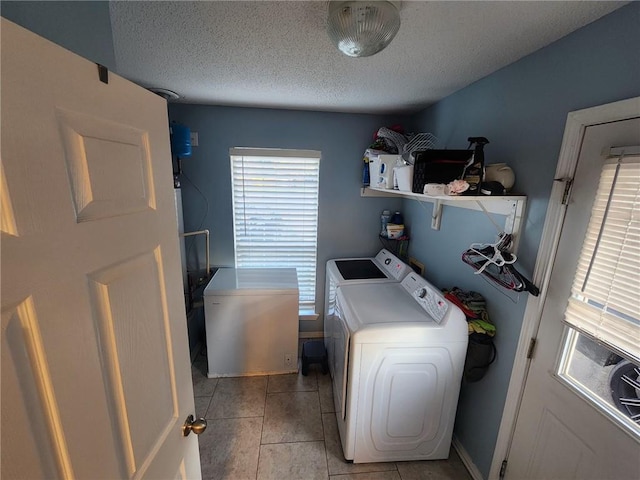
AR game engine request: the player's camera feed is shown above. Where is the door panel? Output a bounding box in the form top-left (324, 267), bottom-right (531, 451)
top-left (356, 346), bottom-right (459, 462)
top-left (0, 164), bottom-right (18, 236)
top-left (57, 108), bottom-right (156, 222)
top-left (507, 116), bottom-right (640, 479)
top-left (525, 407), bottom-right (595, 479)
top-left (1, 19), bottom-right (200, 479)
top-left (1, 298), bottom-right (68, 479)
top-left (88, 249), bottom-right (177, 476)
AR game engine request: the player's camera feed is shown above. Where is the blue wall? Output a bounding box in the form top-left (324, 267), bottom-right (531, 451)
top-left (405, 3), bottom-right (640, 477)
top-left (168, 104), bottom-right (405, 332)
top-left (1, 1), bottom-right (116, 71)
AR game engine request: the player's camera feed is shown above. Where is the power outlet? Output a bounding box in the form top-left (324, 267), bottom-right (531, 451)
top-left (190, 132), bottom-right (199, 147)
top-left (284, 353), bottom-right (296, 369)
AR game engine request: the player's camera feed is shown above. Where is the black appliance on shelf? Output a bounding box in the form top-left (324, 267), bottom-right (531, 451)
top-left (412, 149), bottom-right (473, 194)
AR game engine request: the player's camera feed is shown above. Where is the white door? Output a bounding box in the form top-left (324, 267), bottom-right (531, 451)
top-left (1, 19), bottom-right (202, 479)
top-left (506, 114), bottom-right (640, 478)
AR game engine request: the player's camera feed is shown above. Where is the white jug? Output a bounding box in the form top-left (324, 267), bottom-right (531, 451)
top-left (377, 155), bottom-right (400, 189)
top-left (394, 164), bottom-right (414, 192)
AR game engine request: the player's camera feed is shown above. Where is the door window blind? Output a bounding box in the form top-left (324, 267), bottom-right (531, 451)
top-left (563, 154), bottom-right (640, 363)
top-left (230, 148), bottom-right (320, 313)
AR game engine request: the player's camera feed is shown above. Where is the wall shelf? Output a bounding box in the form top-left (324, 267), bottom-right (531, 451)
top-left (362, 186), bottom-right (527, 251)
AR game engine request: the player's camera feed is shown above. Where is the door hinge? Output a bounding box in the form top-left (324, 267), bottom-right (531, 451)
top-left (500, 459), bottom-right (508, 478)
top-left (554, 177), bottom-right (574, 205)
top-left (96, 63), bottom-right (109, 84)
top-left (526, 338), bottom-right (537, 359)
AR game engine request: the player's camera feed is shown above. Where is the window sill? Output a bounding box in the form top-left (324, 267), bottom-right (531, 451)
top-left (299, 311), bottom-right (319, 321)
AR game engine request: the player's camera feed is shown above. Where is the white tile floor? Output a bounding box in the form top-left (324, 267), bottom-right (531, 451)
top-left (192, 352), bottom-right (472, 480)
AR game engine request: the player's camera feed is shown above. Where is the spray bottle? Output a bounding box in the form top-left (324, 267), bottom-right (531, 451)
top-left (463, 137), bottom-right (490, 195)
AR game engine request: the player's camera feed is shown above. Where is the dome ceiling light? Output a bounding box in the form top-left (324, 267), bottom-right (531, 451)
top-left (148, 87), bottom-right (180, 101)
top-left (327, 1), bottom-right (401, 58)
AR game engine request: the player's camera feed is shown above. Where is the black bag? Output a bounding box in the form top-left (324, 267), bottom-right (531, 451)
top-left (463, 332), bottom-right (497, 382)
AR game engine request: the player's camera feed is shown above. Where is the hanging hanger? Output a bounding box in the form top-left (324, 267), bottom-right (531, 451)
top-left (465, 233), bottom-right (517, 274)
top-left (462, 232), bottom-right (539, 296)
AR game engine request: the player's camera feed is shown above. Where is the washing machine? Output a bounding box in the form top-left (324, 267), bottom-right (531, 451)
top-left (324, 249), bottom-right (412, 377)
top-left (204, 267), bottom-right (299, 377)
top-left (330, 271), bottom-right (468, 463)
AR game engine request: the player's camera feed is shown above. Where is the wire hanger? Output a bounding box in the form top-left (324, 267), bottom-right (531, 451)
top-left (462, 233), bottom-right (539, 296)
top-left (466, 233), bottom-right (516, 274)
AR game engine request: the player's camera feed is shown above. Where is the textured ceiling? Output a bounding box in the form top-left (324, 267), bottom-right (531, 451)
top-left (109, 1), bottom-right (626, 114)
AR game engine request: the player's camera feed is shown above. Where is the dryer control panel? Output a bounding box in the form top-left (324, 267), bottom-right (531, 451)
top-left (401, 272), bottom-right (449, 323)
top-left (375, 249), bottom-right (413, 280)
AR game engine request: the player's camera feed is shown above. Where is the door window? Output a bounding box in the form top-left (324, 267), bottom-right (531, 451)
top-left (558, 151), bottom-right (639, 437)
top-left (559, 330), bottom-right (639, 436)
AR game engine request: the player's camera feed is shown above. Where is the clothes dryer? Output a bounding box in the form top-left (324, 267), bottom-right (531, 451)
top-left (330, 272), bottom-right (467, 463)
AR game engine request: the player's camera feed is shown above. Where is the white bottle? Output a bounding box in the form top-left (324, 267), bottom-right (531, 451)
top-left (380, 210), bottom-right (391, 237)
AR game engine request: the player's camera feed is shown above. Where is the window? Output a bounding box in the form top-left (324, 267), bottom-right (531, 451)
top-left (558, 152), bottom-right (640, 435)
top-left (563, 154), bottom-right (639, 362)
top-left (230, 148), bottom-right (320, 315)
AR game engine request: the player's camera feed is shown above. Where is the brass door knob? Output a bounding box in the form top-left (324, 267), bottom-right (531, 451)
top-left (182, 414), bottom-right (207, 436)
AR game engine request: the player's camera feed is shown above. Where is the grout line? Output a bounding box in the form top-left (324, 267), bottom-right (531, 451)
top-left (321, 403), bottom-right (330, 478)
top-left (258, 375), bottom-right (268, 448)
top-left (208, 415), bottom-right (265, 420)
top-left (260, 439), bottom-right (326, 445)
top-left (201, 395), bottom-right (213, 419)
top-left (255, 401), bottom-right (265, 480)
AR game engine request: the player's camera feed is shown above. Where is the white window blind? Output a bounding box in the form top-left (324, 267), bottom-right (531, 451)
top-left (563, 154), bottom-right (640, 363)
top-left (230, 148), bottom-right (320, 313)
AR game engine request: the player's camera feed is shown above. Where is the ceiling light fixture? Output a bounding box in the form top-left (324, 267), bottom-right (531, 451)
top-left (327, 1), bottom-right (401, 58)
top-left (148, 87), bottom-right (180, 101)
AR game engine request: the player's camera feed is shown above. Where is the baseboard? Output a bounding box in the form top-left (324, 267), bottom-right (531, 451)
top-left (452, 436), bottom-right (484, 480)
top-left (299, 331), bottom-right (324, 339)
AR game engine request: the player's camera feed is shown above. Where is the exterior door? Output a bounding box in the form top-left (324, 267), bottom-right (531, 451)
top-left (1, 19), bottom-right (201, 479)
top-left (506, 115), bottom-right (640, 478)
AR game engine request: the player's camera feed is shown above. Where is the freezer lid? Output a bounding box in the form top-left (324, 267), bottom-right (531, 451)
top-left (204, 267), bottom-right (299, 296)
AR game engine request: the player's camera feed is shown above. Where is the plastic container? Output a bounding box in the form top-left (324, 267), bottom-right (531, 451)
top-left (390, 211), bottom-right (404, 225)
top-left (380, 210), bottom-right (391, 237)
top-left (387, 224), bottom-right (404, 239)
top-left (377, 155), bottom-right (400, 189)
top-left (362, 159), bottom-right (370, 186)
top-left (170, 122), bottom-right (192, 157)
top-left (424, 183), bottom-right (446, 196)
top-left (394, 164), bottom-right (414, 192)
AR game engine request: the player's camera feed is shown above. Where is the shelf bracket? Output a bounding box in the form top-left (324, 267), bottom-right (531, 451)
top-left (505, 199), bottom-right (526, 252)
top-left (473, 198), bottom-right (526, 253)
top-left (431, 200), bottom-right (443, 230)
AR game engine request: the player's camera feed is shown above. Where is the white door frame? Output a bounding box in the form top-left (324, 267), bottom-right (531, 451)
top-left (489, 96), bottom-right (640, 479)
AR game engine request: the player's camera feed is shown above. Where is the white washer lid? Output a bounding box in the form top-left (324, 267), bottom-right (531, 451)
top-left (204, 268), bottom-right (299, 296)
top-left (326, 249), bottom-right (412, 284)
